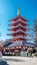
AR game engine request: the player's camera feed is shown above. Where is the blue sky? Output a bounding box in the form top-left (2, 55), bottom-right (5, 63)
top-left (0, 0), bottom-right (37, 42)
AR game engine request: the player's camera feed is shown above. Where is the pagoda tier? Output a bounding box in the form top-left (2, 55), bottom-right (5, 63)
top-left (9, 15), bottom-right (28, 22)
top-left (12, 24), bottom-right (27, 28)
top-left (9, 23), bottom-right (29, 26)
top-left (9, 20), bottom-right (29, 26)
top-left (7, 31), bottom-right (27, 36)
top-left (11, 37), bottom-right (27, 41)
top-left (8, 26), bottom-right (29, 31)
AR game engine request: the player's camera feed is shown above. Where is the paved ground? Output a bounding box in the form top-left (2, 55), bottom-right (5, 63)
top-left (2, 56), bottom-right (37, 65)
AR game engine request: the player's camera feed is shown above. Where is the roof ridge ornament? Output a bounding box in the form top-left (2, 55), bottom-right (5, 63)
top-left (17, 7), bottom-right (20, 15)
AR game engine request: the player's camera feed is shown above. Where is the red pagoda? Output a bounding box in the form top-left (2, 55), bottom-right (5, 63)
top-left (6, 8), bottom-right (35, 54)
top-left (8, 8), bottom-right (29, 42)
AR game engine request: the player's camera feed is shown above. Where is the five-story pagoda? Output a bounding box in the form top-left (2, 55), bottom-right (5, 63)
top-left (8, 8), bottom-right (29, 42)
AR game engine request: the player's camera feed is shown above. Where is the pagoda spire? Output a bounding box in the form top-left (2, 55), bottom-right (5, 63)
top-left (17, 7), bottom-right (20, 15)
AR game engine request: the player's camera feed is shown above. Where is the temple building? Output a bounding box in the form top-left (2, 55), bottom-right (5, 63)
top-left (2, 8), bottom-right (35, 56)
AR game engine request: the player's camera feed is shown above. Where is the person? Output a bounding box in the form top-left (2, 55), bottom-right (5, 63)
top-left (0, 51), bottom-right (2, 61)
top-left (30, 52), bottom-right (32, 57)
top-left (27, 52), bottom-right (28, 57)
top-left (27, 48), bottom-right (33, 57)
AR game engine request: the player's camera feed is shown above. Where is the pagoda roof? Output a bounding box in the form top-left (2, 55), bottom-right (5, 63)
top-left (9, 21), bottom-right (29, 26)
top-left (10, 24), bottom-right (28, 29)
top-left (4, 41), bottom-right (34, 48)
top-left (8, 28), bottom-right (28, 32)
top-left (8, 26), bottom-right (29, 31)
top-left (9, 15), bottom-right (28, 22)
top-left (12, 24), bottom-right (26, 28)
top-left (7, 33), bottom-right (27, 37)
top-left (7, 31), bottom-right (27, 36)
top-left (11, 37), bottom-right (27, 41)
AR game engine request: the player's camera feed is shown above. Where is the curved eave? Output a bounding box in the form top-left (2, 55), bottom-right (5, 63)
top-left (11, 38), bottom-right (33, 42)
top-left (11, 37), bottom-right (27, 41)
top-left (5, 42), bottom-right (34, 48)
top-left (8, 28), bottom-right (29, 32)
top-left (12, 24), bottom-right (29, 29)
top-left (8, 31), bottom-right (26, 35)
top-left (8, 28), bottom-right (28, 32)
top-left (8, 23), bottom-right (29, 26)
top-left (9, 15), bottom-right (28, 22)
top-left (9, 30), bottom-right (28, 34)
top-left (8, 26), bottom-right (29, 31)
top-left (7, 32), bottom-right (27, 36)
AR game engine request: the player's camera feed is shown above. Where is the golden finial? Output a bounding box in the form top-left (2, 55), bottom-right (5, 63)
top-left (17, 7), bottom-right (20, 15)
